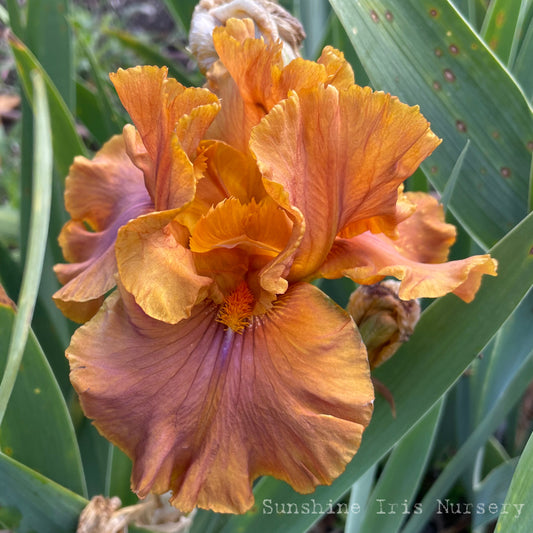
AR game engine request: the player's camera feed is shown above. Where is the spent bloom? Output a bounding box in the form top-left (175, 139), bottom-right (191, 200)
top-left (54, 16), bottom-right (497, 514)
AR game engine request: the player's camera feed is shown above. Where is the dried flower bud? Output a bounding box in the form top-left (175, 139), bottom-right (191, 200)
top-left (347, 280), bottom-right (421, 369)
top-left (189, 0), bottom-right (305, 72)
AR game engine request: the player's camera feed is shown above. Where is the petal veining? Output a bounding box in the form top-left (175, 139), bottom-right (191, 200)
top-left (68, 283), bottom-right (373, 514)
top-left (251, 84), bottom-right (441, 281)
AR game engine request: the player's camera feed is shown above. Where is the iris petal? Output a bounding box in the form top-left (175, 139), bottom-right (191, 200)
top-left (207, 19), bottom-right (342, 152)
top-left (116, 213), bottom-right (212, 324)
top-left (110, 66), bottom-right (219, 210)
top-left (318, 232), bottom-right (497, 303)
top-left (251, 84), bottom-right (441, 281)
top-left (53, 135), bottom-right (152, 322)
top-left (67, 282), bottom-right (373, 514)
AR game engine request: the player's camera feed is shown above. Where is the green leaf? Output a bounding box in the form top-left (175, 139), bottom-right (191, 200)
top-left (0, 71), bottom-right (52, 426)
top-left (9, 33), bottom-right (87, 179)
top-left (105, 28), bottom-right (202, 87)
top-left (513, 15), bottom-right (533, 98)
top-left (472, 288), bottom-right (533, 424)
top-left (357, 399), bottom-right (443, 533)
top-left (5, 0), bottom-right (24, 40)
top-left (322, 12), bottom-right (370, 86)
top-left (223, 209), bottom-right (533, 533)
top-left (161, 0), bottom-right (197, 34)
top-left (0, 303), bottom-right (86, 495)
top-left (76, 79), bottom-right (120, 145)
top-left (330, 0), bottom-right (532, 249)
top-left (344, 463), bottom-right (377, 533)
top-left (25, 0), bottom-right (74, 112)
top-left (0, 73), bottom-right (85, 494)
top-left (107, 445), bottom-right (138, 506)
top-left (0, 204), bottom-right (19, 247)
top-left (0, 242), bottom-right (22, 304)
top-left (297, 0), bottom-right (331, 59)
top-left (496, 432), bottom-right (533, 532)
top-left (480, 0), bottom-right (527, 66)
top-left (441, 139), bottom-right (469, 211)
top-left (0, 452), bottom-right (86, 533)
top-left (473, 457), bottom-right (519, 528)
top-left (73, 30), bottom-right (124, 142)
top-left (401, 293), bottom-right (533, 533)
top-left (8, 38), bottom-right (76, 390)
top-left (78, 418), bottom-right (110, 498)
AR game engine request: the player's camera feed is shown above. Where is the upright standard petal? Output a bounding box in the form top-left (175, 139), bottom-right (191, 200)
top-left (53, 135), bottom-right (152, 322)
top-left (207, 18), bottom-right (337, 152)
top-left (110, 66), bottom-right (220, 210)
top-left (251, 84), bottom-right (441, 282)
top-left (67, 283), bottom-right (373, 514)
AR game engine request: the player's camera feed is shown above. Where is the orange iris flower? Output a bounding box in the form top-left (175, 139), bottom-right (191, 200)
top-left (54, 19), bottom-right (497, 514)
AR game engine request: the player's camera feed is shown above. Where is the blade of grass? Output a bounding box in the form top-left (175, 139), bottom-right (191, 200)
top-left (357, 399), bottom-right (443, 533)
top-left (0, 452), bottom-right (87, 533)
top-left (344, 463), bottom-right (377, 533)
top-left (495, 431), bottom-right (533, 532)
top-left (0, 71), bottom-right (52, 425)
top-left (402, 335), bottom-right (533, 531)
top-left (441, 139), bottom-right (470, 211)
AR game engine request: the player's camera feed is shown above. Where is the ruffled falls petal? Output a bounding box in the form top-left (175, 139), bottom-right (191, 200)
top-left (67, 282), bottom-right (373, 514)
top-left (251, 84), bottom-right (441, 281)
top-left (53, 135), bottom-right (152, 322)
top-left (110, 66), bottom-right (220, 210)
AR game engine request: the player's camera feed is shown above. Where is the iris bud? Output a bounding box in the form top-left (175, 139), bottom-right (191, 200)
top-left (347, 280), bottom-right (421, 369)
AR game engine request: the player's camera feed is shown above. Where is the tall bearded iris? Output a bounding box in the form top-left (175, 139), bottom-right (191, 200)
top-left (54, 18), bottom-right (497, 514)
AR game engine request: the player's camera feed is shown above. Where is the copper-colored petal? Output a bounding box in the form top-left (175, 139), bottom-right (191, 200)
top-left (53, 135), bottom-right (152, 322)
top-left (206, 18), bottom-right (329, 152)
top-left (251, 85), bottom-right (441, 281)
top-left (393, 191), bottom-right (456, 263)
top-left (68, 282), bottom-right (373, 514)
top-left (189, 195), bottom-right (295, 308)
top-left (178, 140), bottom-right (267, 232)
top-left (110, 66), bottom-right (219, 210)
top-left (115, 213), bottom-right (213, 324)
top-left (190, 197), bottom-right (292, 255)
top-left (319, 232), bottom-right (497, 302)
